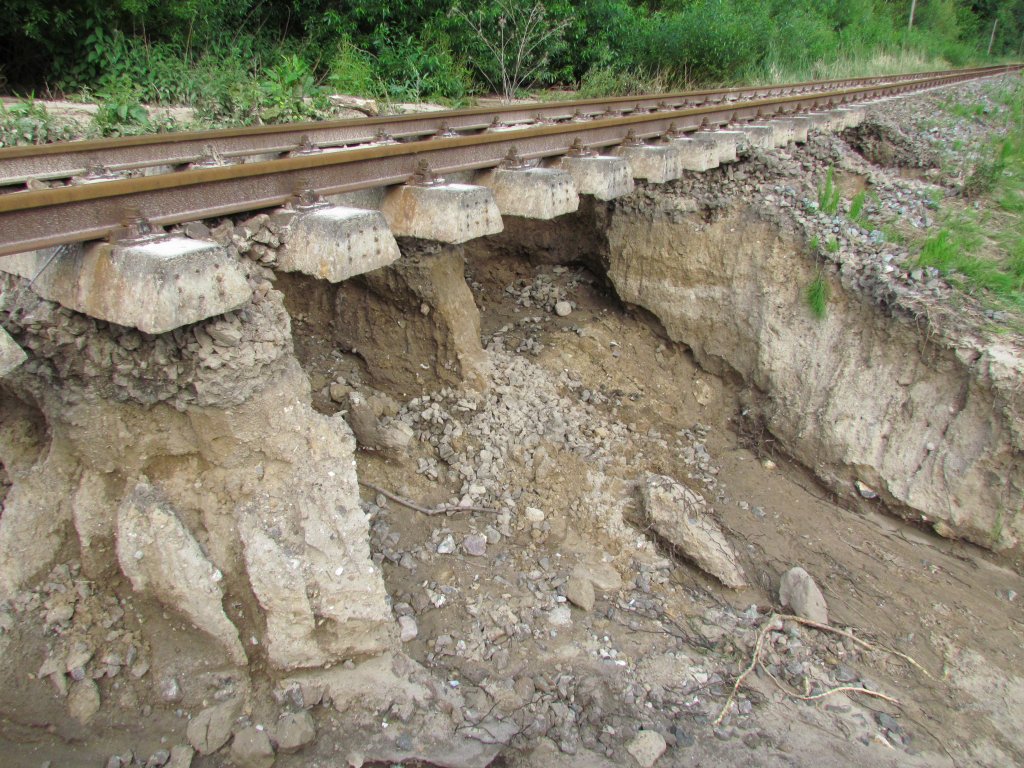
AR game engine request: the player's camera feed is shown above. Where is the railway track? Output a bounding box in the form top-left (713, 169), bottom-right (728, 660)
top-left (0, 64), bottom-right (1018, 258)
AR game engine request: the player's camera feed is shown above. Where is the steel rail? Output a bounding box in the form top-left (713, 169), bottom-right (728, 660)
top-left (0, 64), bottom-right (1015, 187)
top-left (0, 67), bottom-right (1017, 257)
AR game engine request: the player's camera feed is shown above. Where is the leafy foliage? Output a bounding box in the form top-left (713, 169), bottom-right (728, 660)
top-left (0, 0), bottom-right (1019, 129)
top-left (0, 98), bottom-right (75, 146)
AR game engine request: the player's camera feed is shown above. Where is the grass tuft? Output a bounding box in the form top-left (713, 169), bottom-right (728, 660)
top-left (849, 190), bottom-right (867, 226)
top-left (818, 167), bottom-right (840, 215)
top-left (806, 273), bottom-right (830, 319)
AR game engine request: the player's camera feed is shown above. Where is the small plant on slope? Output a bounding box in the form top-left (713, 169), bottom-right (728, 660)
top-left (805, 273), bottom-right (830, 319)
top-left (848, 190), bottom-right (867, 226)
top-left (818, 167), bottom-right (841, 215)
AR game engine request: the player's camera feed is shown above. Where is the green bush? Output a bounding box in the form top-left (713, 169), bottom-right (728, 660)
top-left (0, 98), bottom-right (75, 146)
top-left (326, 40), bottom-right (380, 97)
top-left (375, 34), bottom-right (473, 102)
top-left (258, 54), bottom-right (327, 123)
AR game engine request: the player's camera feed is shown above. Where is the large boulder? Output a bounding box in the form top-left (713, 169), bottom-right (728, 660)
top-left (640, 474), bottom-right (745, 588)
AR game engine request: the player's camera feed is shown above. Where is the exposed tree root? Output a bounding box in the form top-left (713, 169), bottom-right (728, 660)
top-left (359, 480), bottom-right (500, 516)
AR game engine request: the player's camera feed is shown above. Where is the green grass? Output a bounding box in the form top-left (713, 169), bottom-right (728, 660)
top-left (805, 273), bottom-right (830, 319)
top-left (917, 227), bottom-right (1024, 311)
top-left (909, 79), bottom-right (1024, 319)
top-left (818, 167), bottom-right (841, 215)
top-left (848, 190), bottom-right (867, 226)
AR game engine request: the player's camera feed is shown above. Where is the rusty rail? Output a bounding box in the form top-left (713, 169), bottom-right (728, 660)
top-left (0, 64), bottom-right (1014, 188)
top-left (0, 65), bottom-right (1018, 257)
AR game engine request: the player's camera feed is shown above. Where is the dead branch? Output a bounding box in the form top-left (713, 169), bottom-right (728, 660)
top-left (761, 663), bottom-right (901, 706)
top-left (775, 613), bottom-right (934, 680)
top-left (714, 613), bottom-right (778, 725)
top-left (359, 480), bottom-right (499, 516)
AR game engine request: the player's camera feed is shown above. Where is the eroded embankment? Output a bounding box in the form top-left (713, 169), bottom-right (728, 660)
top-left (0, 80), bottom-right (1023, 768)
top-left (465, 170), bottom-right (1023, 562)
top-left (602, 192), bottom-right (1023, 556)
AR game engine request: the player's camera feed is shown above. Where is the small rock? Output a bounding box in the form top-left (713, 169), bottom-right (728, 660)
top-left (437, 535), bottom-right (456, 555)
top-left (779, 567), bottom-right (829, 624)
top-left (547, 605), bottom-right (572, 627)
top-left (575, 560), bottom-right (623, 593)
top-left (187, 700), bottom-right (240, 754)
top-left (876, 712), bottom-right (902, 733)
top-left (554, 301), bottom-right (572, 317)
top-left (67, 679), bottom-right (101, 724)
top-left (166, 745), bottom-right (194, 768)
top-left (525, 507), bottom-right (546, 523)
top-left (184, 222), bottom-right (211, 240)
top-left (463, 533), bottom-right (487, 557)
top-left (565, 572), bottom-right (596, 612)
top-left (834, 664), bottom-right (858, 683)
top-left (145, 750), bottom-right (170, 767)
top-left (65, 645), bottom-right (93, 677)
top-left (398, 615), bottom-right (419, 643)
top-left (160, 676), bottom-right (182, 702)
top-left (275, 711), bottom-right (316, 753)
top-left (329, 382), bottom-right (350, 403)
top-left (230, 727), bottom-right (275, 768)
top-left (626, 730), bottom-right (667, 767)
top-left (855, 480), bottom-right (878, 499)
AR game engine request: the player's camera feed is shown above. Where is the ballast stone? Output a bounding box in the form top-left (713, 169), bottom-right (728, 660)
top-left (0, 325), bottom-right (26, 376)
top-left (0, 237), bottom-right (250, 334)
top-left (276, 205), bottom-right (400, 282)
top-left (612, 143), bottom-right (682, 183)
top-left (475, 167), bottom-right (580, 220)
top-left (381, 183), bottom-right (503, 244)
top-left (558, 155), bottom-right (634, 200)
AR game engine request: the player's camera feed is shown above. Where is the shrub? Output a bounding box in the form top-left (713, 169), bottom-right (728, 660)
top-left (91, 77), bottom-right (151, 136)
top-left (0, 98), bottom-right (76, 146)
top-left (451, 1), bottom-right (571, 101)
top-left (258, 54), bottom-right (327, 123)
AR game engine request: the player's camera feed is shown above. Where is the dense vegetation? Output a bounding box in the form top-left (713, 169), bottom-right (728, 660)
top-left (0, 1), bottom-right (1020, 127)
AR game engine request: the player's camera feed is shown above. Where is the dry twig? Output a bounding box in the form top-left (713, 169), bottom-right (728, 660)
top-left (761, 663), bottom-right (901, 706)
top-left (714, 610), bottom-right (932, 725)
top-left (776, 613), bottom-right (934, 680)
top-left (714, 613), bottom-right (778, 725)
top-left (359, 481), bottom-right (499, 516)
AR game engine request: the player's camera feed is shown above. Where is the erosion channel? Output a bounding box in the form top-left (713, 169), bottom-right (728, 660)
top-left (1, 78), bottom-right (1022, 768)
